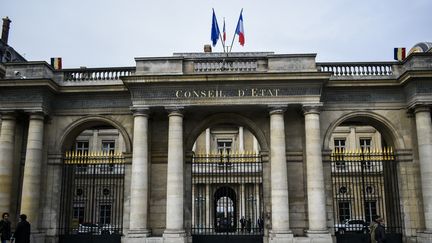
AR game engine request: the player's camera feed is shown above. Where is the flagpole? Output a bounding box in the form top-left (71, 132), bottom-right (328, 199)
top-left (229, 8), bottom-right (243, 53)
top-left (219, 20), bottom-right (226, 53)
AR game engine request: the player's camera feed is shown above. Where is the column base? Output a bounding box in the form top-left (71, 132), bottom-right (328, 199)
top-left (126, 228), bottom-right (152, 242)
top-left (163, 229), bottom-right (186, 243)
top-left (127, 228), bottom-right (152, 237)
top-left (305, 230), bottom-right (332, 243)
top-left (269, 230), bottom-right (294, 243)
top-left (30, 231), bottom-right (46, 243)
top-left (417, 231), bottom-right (432, 243)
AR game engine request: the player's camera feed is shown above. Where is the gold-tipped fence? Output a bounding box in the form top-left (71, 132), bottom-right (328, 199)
top-left (64, 150), bottom-right (124, 164)
top-left (192, 151), bottom-right (260, 163)
top-left (331, 147), bottom-right (394, 162)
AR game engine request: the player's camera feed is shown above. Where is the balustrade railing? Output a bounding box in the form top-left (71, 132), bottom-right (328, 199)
top-left (194, 60), bottom-right (257, 72)
top-left (63, 67), bottom-right (135, 82)
top-left (318, 62), bottom-right (397, 77)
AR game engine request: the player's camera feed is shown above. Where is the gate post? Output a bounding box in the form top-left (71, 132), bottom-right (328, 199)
top-left (414, 105), bottom-right (432, 242)
top-left (268, 107), bottom-right (294, 243)
top-left (303, 105), bottom-right (332, 242)
top-left (163, 107), bottom-right (186, 243)
top-left (127, 108), bottom-right (151, 240)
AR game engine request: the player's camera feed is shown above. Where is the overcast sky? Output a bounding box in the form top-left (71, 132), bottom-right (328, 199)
top-left (1, 0), bottom-right (431, 68)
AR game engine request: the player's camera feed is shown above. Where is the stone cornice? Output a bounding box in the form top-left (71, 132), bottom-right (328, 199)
top-left (122, 71), bottom-right (330, 84)
top-left (0, 78), bottom-right (59, 92)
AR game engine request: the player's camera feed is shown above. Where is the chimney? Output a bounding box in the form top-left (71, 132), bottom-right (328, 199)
top-left (2, 16), bottom-right (11, 45)
top-left (204, 44), bottom-right (212, 53)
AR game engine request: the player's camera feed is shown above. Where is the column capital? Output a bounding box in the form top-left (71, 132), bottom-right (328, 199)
top-left (302, 104), bottom-right (322, 115)
top-left (414, 105), bottom-right (431, 114)
top-left (0, 111), bottom-right (17, 121)
top-left (268, 105), bottom-right (287, 115)
top-left (131, 107), bottom-right (150, 117)
top-left (166, 106), bottom-right (184, 117)
top-left (28, 111), bottom-right (45, 121)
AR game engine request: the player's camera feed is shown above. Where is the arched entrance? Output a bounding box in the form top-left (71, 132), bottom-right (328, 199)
top-left (325, 114), bottom-right (403, 243)
top-left (191, 124), bottom-right (264, 243)
top-left (58, 121), bottom-right (129, 243)
top-left (214, 186), bottom-right (236, 233)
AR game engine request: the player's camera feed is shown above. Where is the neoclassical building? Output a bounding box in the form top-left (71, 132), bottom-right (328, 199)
top-left (1, 18), bottom-right (432, 243)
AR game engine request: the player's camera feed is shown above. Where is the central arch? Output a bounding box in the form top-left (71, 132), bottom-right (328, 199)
top-left (185, 113), bottom-right (269, 153)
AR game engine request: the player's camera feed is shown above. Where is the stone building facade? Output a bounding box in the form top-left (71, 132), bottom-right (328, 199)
top-left (0, 36), bottom-right (432, 243)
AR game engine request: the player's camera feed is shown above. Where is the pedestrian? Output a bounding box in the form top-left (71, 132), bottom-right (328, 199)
top-left (257, 217), bottom-right (264, 232)
top-left (374, 217), bottom-right (386, 243)
top-left (369, 216), bottom-right (379, 243)
top-left (12, 214), bottom-right (30, 243)
top-left (0, 213), bottom-right (12, 243)
top-left (246, 218), bottom-right (252, 233)
top-left (240, 216), bottom-right (246, 232)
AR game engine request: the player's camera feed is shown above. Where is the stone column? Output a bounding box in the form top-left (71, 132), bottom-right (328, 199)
top-left (303, 105), bottom-right (331, 240)
top-left (0, 113), bottom-right (16, 214)
top-left (239, 126), bottom-right (244, 153)
top-left (163, 108), bottom-right (186, 243)
top-left (205, 128), bottom-right (211, 155)
top-left (269, 107), bottom-right (293, 243)
top-left (128, 108), bottom-right (151, 238)
top-left (415, 106), bottom-right (432, 236)
top-left (20, 112), bottom-right (45, 229)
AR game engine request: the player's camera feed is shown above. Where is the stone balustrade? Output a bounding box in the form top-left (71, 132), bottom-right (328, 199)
top-left (193, 59), bottom-right (258, 72)
top-left (317, 62), bottom-right (398, 77)
top-left (63, 67), bottom-right (135, 82)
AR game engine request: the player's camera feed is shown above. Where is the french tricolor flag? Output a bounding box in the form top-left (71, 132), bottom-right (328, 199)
top-left (235, 9), bottom-right (245, 46)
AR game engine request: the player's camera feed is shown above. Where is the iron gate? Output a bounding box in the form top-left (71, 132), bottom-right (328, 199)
top-left (59, 151), bottom-right (125, 243)
top-left (191, 152), bottom-right (264, 243)
top-left (331, 148), bottom-right (402, 243)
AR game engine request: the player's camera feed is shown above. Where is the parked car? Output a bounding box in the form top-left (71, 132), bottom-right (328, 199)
top-left (78, 223), bottom-right (100, 234)
top-left (334, 219), bottom-right (369, 234)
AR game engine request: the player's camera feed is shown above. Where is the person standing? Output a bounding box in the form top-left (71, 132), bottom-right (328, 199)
top-left (12, 215), bottom-right (30, 243)
top-left (0, 213), bottom-right (12, 243)
top-left (369, 216), bottom-right (379, 243)
top-left (375, 218), bottom-right (386, 243)
top-left (240, 216), bottom-right (246, 232)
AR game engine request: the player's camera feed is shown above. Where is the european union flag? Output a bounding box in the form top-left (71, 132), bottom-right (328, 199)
top-left (211, 9), bottom-right (220, 47)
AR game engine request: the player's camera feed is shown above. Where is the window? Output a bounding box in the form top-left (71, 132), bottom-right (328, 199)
top-left (73, 206), bottom-right (85, 224)
top-left (364, 201), bottom-right (377, 223)
top-left (99, 204), bottom-right (111, 224)
top-left (102, 141), bottom-right (115, 153)
top-left (365, 185), bottom-right (374, 194)
top-left (217, 139), bottom-right (232, 154)
top-left (360, 138), bottom-right (372, 152)
top-left (334, 139), bottom-right (346, 152)
top-left (75, 141), bottom-right (89, 154)
top-left (338, 201), bottom-right (351, 222)
top-left (334, 139), bottom-right (346, 169)
top-left (75, 141), bottom-right (89, 171)
top-left (339, 186), bottom-right (348, 194)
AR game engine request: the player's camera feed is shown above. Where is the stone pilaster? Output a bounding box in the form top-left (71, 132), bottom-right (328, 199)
top-left (303, 105), bottom-right (331, 242)
top-left (163, 108), bottom-right (186, 243)
top-left (0, 113), bottom-right (16, 214)
top-left (20, 112), bottom-right (45, 229)
top-left (128, 108), bottom-right (151, 239)
top-left (268, 107), bottom-right (293, 243)
top-left (414, 106), bottom-right (432, 238)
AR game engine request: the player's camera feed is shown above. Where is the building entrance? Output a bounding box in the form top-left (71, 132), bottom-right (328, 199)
top-left (331, 148), bottom-right (402, 243)
top-left (191, 152), bottom-right (264, 243)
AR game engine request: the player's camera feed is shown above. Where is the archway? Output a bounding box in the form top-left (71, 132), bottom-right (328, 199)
top-left (214, 186), bottom-right (237, 233)
top-left (190, 121), bottom-right (264, 243)
top-left (324, 112), bottom-right (403, 242)
top-left (58, 116), bottom-right (130, 242)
